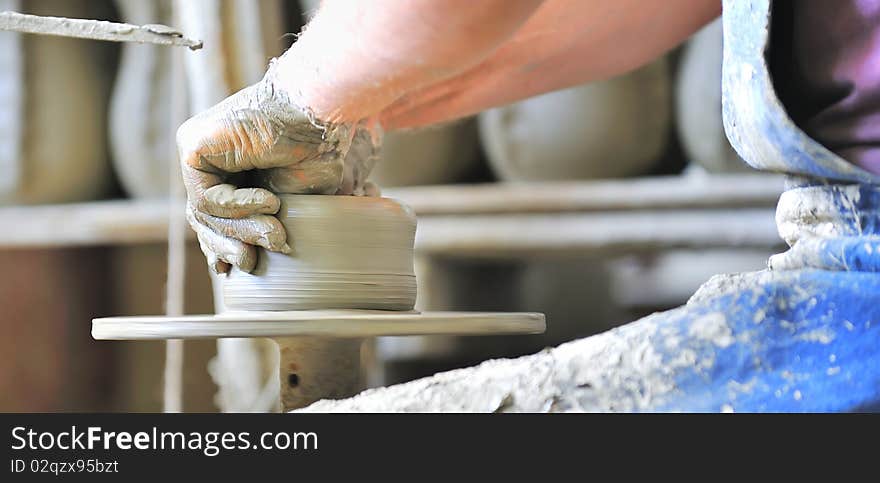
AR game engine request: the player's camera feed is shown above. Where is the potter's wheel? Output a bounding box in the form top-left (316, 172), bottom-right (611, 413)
top-left (91, 310), bottom-right (545, 411)
top-left (92, 310), bottom-right (545, 340)
top-left (92, 195), bottom-right (546, 410)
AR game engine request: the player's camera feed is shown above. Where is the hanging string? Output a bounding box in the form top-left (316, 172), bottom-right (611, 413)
top-left (163, 4), bottom-right (189, 413)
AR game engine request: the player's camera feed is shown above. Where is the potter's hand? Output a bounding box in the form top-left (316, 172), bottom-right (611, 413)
top-left (177, 68), bottom-right (382, 274)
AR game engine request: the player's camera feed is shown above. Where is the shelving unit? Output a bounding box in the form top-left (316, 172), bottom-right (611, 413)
top-left (0, 173), bottom-right (786, 257)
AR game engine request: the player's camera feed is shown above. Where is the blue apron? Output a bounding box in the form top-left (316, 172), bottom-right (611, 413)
top-left (575, 0), bottom-right (880, 412)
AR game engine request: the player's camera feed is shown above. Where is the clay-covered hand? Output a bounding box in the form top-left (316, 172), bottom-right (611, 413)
top-left (177, 66), bottom-right (382, 274)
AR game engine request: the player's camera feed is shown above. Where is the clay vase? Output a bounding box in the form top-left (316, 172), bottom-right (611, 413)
top-left (478, 58), bottom-right (671, 181)
top-left (675, 18), bottom-right (749, 173)
top-left (0, 0), bottom-right (112, 204)
top-left (369, 119), bottom-right (482, 187)
top-left (220, 195), bottom-right (418, 311)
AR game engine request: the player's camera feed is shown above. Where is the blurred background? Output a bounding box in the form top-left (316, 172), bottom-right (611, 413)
top-left (0, 0), bottom-right (785, 412)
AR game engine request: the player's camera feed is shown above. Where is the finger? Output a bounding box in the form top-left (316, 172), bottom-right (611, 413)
top-left (179, 137), bottom-right (281, 220)
top-left (363, 181), bottom-right (382, 197)
top-left (192, 209), bottom-right (291, 253)
top-left (200, 184), bottom-right (281, 219)
top-left (178, 111), bottom-right (282, 220)
top-left (336, 163), bottom-right (356, 196)
top-left (202, 248), bottom-right (232, 275)
top-left (193, 223), bottom-right (258, 273)
top-left (187, 208), bottom-right (258, 273)
top-left (211, 258), bottom-right (232, 275)
top-left (180, 159), bottom-right (223, 209)
top-left (260, 154), bottom-right (344, 194)
top-left (193, 227), bottom-right (232, 275)
top-left (182, 164), bottom-right (275, 219)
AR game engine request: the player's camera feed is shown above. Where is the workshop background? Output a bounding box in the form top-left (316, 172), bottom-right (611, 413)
top-left (0, 0), bottom-right (784, 412)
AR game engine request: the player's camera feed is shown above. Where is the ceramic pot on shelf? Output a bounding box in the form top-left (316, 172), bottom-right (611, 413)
top-left (675, 18), bottom-right (749, 173)
top-left (0, 0), bottom-right (113, 205)
top-left (478, 57), bottom-right (672, 182)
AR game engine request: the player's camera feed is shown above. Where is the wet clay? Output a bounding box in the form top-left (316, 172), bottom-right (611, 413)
top-left (218, 193), bottom-right (417, 411)
top-left (221, 195), bottom-right (417, 311)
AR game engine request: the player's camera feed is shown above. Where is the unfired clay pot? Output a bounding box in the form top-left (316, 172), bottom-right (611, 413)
top-left (478, 58), bottom-right (671, 181)
top-left (220, 195), bottom-right (417, 311)
top-left (0, 0), bottom-right (111, 204)
top-left (215, 194), bottom-right (417, 410)
top-left (675, 18), bottom-right (749, 173)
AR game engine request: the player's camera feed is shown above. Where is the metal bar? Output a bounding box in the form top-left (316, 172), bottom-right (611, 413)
top-left (0, 10), bottom-right (202, 49)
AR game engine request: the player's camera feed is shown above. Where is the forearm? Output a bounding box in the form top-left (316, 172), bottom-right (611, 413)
top-left (379, 0), bottom-right (721, 129)
top-left (273, 0), bottom-right (545, 124)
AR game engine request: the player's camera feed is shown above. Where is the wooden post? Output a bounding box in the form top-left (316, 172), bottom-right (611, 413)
top-left (274, 337), bottom-right (363, 411)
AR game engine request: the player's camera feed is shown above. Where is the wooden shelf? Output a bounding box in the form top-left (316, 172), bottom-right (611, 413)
top-left (416, 209), bottom-right (781, 258)
top-left (0, 174), bottom-right (785, 256)
top-left (386, 172), bottom-right (784, 215)
top-left (0, 199), bottom-right (176, 248)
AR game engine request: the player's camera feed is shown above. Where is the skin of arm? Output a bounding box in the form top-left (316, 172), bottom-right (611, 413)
top-left (273, 0), bottom-right (546, 124)
top-left (380, 0), bottom-right (722, 129)
top-left (273, 0), bottom-right (720, 129)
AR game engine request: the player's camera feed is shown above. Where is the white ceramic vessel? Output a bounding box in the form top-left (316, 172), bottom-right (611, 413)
top-left (478, 58), bottom-right (671, 181)
top-left (0, 0), bottom-right (111, 204)
top-left (675, 18), bottom-right (748, 173)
